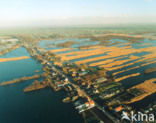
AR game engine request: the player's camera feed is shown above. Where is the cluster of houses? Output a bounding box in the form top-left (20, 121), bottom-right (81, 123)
top-left (74, 98), bottom-right (95, 113)
top-left (34, 51), bottom-right (136, 121)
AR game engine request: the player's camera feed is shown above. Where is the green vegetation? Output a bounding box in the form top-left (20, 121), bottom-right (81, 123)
top-left (99, 83), bottom-right (121, 93)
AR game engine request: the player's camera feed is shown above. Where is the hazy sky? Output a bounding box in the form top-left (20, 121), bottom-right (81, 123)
top-left (0, 0), bottom-right (156, 27)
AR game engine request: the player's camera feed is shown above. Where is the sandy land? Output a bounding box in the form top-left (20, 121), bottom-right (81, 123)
top-left (0, 56), bottom-right (30, 63)
top-left (53, 44), bottom-right (156, 76)
top-left (92, 33), bottom-right (144, 39)
top-left (92, 55), bottom-right (139, 67)
top-left (75, 55), bottom-right (125, 65)
top-left (112, 58), bottom-right (156, 76)
top-left (115, 72), bottom-right (140, 82)
top-left (59, 45), bottom-right (156, 63)
top-left (0, 74), bottom-right (42, 86)
top-left (89, 57), bottom-right (121, 66)
top-left (126, 78), bottom-right (156, 104)
top-left (59, 45), bottom-right (132, 61)
top-left (103, 33), bottom-right (143, 38)
top-left (101, 52), bottom-right (156, 71)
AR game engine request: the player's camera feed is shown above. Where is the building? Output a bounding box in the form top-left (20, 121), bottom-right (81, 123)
top-left (114, 105), bottom-right (124, 112)
top-left (96, 77), bottom-right (107, 83)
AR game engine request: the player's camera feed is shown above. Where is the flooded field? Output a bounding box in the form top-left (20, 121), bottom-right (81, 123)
top-left (38, 33), bottom-right (156, 108)
top-left (1, 27), bottom-right (156, 122)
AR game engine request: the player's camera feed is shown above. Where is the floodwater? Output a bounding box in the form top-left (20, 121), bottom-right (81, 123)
top-left (0, 47), bottom-right (83, 123)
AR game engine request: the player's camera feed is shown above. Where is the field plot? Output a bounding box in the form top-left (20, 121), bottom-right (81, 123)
top-left (38, 33), bottom-right (156, 104)
top-left (46, 35), bottom-right (155, 81)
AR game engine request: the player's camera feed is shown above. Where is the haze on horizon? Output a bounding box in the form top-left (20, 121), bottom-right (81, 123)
top-left (0, 0), bottom-right (156, 27)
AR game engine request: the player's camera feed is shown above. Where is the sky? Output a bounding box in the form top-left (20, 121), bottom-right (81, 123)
top-left (0, 0), bottom-right (156, 27)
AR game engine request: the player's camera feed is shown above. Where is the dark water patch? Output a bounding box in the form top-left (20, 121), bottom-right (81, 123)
top-left (120, 74), bottom-right (143, 89)
top-left (115, 63), bottom-right (156, 89)
top-left (115, 66), bottom-right (140, 78)
top-left (0, 59), bottom-right (42, 82)
top-left (0, 85), bottom-right (83, 123)
top-left (130, 93), bottom-right (156, 110)
top-left (113, 60), bottom-right (147, 77)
